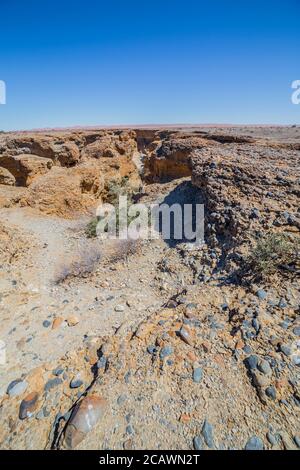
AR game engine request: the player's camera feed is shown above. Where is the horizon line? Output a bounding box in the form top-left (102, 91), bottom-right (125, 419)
top-left (3, 122), bottom-right (298, 133)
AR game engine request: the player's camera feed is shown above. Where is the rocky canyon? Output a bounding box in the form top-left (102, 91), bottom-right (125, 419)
top-left (0, 125), bottom-right (299, 450)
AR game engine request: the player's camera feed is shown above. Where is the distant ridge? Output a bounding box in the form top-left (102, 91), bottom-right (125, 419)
top-left (8, 123), bottom-right (288, 133)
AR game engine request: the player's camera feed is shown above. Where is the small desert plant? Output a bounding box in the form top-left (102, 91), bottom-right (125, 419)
top-left (54, 245), bottom-right (101, 284)
top-left (247, 232), bottom-right (300, 278)
top-left (86, 217), bottom-right (99, 238)
top-left (85, 210), bottom-right (139, 238)
top-left (86, 176), bottom-right (144, 238)
top-left (106, 176), bottom-right (135, 205)
top-left (102, 238), bottom-right (140, 263)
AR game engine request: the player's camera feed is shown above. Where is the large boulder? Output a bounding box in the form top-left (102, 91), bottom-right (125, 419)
top-left (0, 130), bottom-right (141, 215)
top-left (0, 154), bottom-right (53, 186)
top-left (0, 167), bottom-right (15, 186)
top-left (0, 135), bottom-right (81, 167)
top-left (81, 131), bottom-right (136, 160)
top-left (50, 141), bottom-right (81, 166)
top-left (144, 135), bottom-right (212, 181)
top-left (21, 163), bottom-right (104, 217)
top-left (0, 186), bottom-right (28, 208)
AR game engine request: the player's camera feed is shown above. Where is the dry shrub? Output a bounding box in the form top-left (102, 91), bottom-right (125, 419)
top-left (101, 238), bottom-right (141, 264)
top-left (54, 244), bottom-right (102, 284)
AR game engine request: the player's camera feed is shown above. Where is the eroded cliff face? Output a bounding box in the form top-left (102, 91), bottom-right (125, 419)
top-left (144, 129), bottom-right (300, 274)
top-left (143, 133), bottom-right (207, 181)
top-left (191, 142), bottom-right (300, 270)
top-left (0, 130), bottom-right (140, 217)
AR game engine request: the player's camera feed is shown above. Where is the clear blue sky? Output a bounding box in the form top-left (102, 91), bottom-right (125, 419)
top-left (0, 0), bottom-right (299, 130)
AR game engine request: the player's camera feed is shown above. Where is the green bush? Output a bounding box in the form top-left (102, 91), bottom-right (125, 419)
top-left (85, 217), bottom-right (99, 238)
top-left (247, 232), bottom-right (300, 277)
top-left (106, 176), bottom-right (135, 205)
top-left (85, 176), bottom-right (134, 238)
top-left (86, 177), bottom-right (142, 238)
top-left (85, 211), bottom-right (139, 238)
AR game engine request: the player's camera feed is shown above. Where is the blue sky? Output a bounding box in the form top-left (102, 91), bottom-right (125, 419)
top-left (0, 0), bottom-right (299, 130)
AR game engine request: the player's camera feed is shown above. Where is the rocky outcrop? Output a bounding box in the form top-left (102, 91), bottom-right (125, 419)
top-left (81, 130), bottom-right (136, 160)
top-left (0, 154), bottom-right (53, 186)
top-left (144, 134), bottom-right (213, 181)
top-left (190, 143), bottom-right (300, 272)
top-left (0, 185), bottom-right (28, 208)
top-left (50, 142), bottom-right (81, 166)
top-left (0, 167), bottom-right (15, 186)
top-left (0, 135), bottom-right (82, 166)
top-left (0, 130), bottom-right (141, 216)
top-left (21, 164), bottom-right (104, 217)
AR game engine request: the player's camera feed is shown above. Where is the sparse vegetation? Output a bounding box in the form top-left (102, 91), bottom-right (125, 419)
top-left (85, 211), bottom-right (139, 238)
top-left (86, 176), bottom-right (142, 238)
top-left (105, 175), bottom-right (136, 205)
top-left (102, 238), bottom-right (141, 263)
top-left (85, 217), bottom-right (99, 238)
top-left (54, 245), bottom-right (102, 284)
top-left (246, 232), bottom-right (300, 278)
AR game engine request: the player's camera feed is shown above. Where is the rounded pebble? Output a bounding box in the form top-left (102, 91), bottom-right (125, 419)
top-left (70, 379), bottom-right (83, 389)
top-left (19, 392), bottom-right (39, 420)
top-left (245, 355), bottom-right (258, 370)
top-left (63, 395), bottom-right (108, 449)
top-left (201, 419), bottom-right (214, 448)
top-left (245, 436), bottom-right (264, 450)
top-left (7, 380), bottom-right (28, 398)
top-left (193, 436), bottom-right (204, 450)
top-left (193, 367), bottom-right (203, 383)
top-left (293, 327), bottom-right (300, 337)
top-left (256, 289), bottom-right (267, 300)
top-left (265, 386), bottom-right (276, 400)
top-left (258, 359), bottom-right (272, 375)
top-left (159, 345), bottom-right (173, 360)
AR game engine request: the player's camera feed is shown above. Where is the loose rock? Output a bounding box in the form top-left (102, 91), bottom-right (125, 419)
top-left (19, 392), bottom-right (39, 420)
top-left (245, 436), bottom-right (264, 450)
top-left (201, 419), bottom-right (214, 448)
top-left (67, 315), bottom-right (79, 327)
top-left (7, 380), bottom-right (28, 398)
top-left (193, 435), bottom-right (204, 450)
top-left (193, 367), bottom-right (203, 383)
top-left (63, 395), bottom-right (108, 449)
